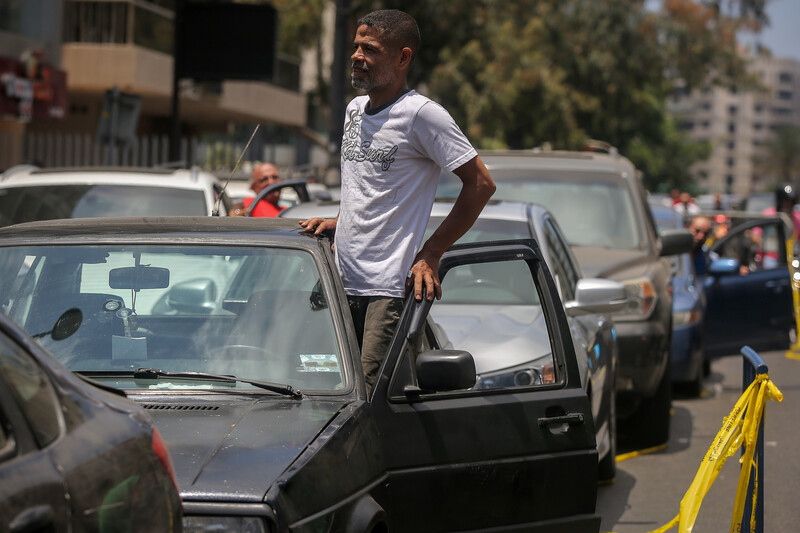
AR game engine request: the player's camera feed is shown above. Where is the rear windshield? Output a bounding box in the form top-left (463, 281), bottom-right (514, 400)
top-left (440, 169), bottom-right (642, 250)
top-left (0, 185), bottom-right (207, 227)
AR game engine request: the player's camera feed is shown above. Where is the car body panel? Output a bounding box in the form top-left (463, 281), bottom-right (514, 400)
top-left (0, 312), bottom-right (182, 533)
top-left (0, 217), bottom-right (600, 532)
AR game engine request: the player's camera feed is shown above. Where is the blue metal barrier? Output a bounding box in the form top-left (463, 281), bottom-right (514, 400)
top-left (740, 345), bottom-right (767, 533)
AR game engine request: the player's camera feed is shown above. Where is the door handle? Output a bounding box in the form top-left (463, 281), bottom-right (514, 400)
top-left (538, 413), bottom-right (585, 428)
top-left (9, 505), bottom-right (54, 533)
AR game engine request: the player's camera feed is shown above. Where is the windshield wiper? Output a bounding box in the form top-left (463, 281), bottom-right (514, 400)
top-left (77, 368), bottom-right (302, 399)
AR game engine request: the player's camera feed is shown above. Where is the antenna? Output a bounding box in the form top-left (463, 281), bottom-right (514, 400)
top-left (212, 124), bottom-right (260, 216)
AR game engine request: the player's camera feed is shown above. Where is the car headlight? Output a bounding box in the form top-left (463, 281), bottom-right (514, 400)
top-left (615, 277), bottom-right (658, 321)
top-left (183, 516), bottom-right (268, 533)
top-left (673, 309), bottom-right (701, 327)
top-left (474, 357), bottom-right (555, 389)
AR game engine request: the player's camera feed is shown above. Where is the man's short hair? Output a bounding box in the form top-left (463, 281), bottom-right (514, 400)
top-left (357, 9), bottom-right (420, 60)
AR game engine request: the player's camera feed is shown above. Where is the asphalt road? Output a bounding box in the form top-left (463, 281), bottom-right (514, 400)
top-left (597, 349), bottom-right (800, 532)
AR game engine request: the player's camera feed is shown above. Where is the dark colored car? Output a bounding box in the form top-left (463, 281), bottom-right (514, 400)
top-left (649, 202), bottom-right (707, 396)
top-left (0, 311), bottom-right (182, 533)
top-left (438, 149), bottom-right (692, 447)
top-left (425, 200), bottom-right (625, 481)
top-left (0, 217), bottom-right (601, 532)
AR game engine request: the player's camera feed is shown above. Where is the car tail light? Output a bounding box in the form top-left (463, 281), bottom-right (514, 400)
top-left (152, 426), bottom-right (180, 492)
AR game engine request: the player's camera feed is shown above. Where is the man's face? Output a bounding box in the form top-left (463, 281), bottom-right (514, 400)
top-left (689, 218), bottom-right (711, 249)
top-left (250, 164), bottom-right (281, 203)
top-left (351, 25), bottom-right (399, 92)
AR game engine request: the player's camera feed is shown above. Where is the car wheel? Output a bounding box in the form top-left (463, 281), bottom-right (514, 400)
top-left (683, 360), bottom-right (704, 398)
top-left (629, 357), bottom-right (671, 448)
top-left (597, 378), bottom-right (617, 483)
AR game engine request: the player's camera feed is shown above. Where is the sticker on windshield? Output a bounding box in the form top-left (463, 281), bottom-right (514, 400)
top-left (299, 354), bottom-right (340, 373)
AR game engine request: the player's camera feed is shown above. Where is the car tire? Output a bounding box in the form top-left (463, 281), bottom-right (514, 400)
top-left (597, 378), bottom-right (617, 483)
top-left (629, 356), bottom-right (671, 448)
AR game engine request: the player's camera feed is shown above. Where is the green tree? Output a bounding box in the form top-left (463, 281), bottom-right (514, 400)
top-left (756, 125), bottom-right (800, 186)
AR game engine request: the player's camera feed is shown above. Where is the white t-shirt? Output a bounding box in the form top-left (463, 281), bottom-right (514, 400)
top-left (336, 90), bottom-right (477, 297)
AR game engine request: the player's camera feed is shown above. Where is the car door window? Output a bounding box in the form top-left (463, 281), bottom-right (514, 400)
top-left (0, 335), bottom-right (61, 448)
top-left (714, 222), bottom-right (785, 273)
top-left (544, 219), bottom-right (578, 301)
top-left (403, 255), bottom-right (556, 393)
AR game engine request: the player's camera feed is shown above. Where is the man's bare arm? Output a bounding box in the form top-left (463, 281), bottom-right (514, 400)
top-left (299, 216), bottom-right (338, 235)
top-left (407, 155), bottom-right (496, 301)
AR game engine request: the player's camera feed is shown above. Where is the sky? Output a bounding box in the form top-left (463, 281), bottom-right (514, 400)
top-left (740, 0), bottom-right (800, 61)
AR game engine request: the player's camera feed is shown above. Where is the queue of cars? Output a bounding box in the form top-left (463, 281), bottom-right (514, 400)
top-left (437, 148), bottom-right (693, 448)
top-left (0, 151), bottom-right (795, 531)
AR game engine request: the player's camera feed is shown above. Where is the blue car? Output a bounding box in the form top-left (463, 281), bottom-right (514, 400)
top-left (649, 203), bottom-right (707, 396)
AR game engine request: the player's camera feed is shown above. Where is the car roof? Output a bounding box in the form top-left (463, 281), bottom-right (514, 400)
top-left (477, 149), bottom-right (638, 178)
top-left (430, 199), bottom-right (547, 223)
top-left (0, 216), bottom-right (315, 244)
top-left (0, 166), bottom-right (219, 190)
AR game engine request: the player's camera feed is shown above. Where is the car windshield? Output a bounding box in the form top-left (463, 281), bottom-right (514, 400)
top-left (439, 169), bottom-right (641, 250)
top-left (0, 185), bottom-right (207, 227)
top-left (426, 216), bottom-right (539, 305)
top-left (0, 244), bottom-right (344, 392)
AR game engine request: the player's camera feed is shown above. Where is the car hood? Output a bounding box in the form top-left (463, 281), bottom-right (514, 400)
top-left (570, 246), bottom-right (651, 279)
top-left (144, 397), bottom-right (344, 501)
top-left (430, 304), bottom-right (551, 374)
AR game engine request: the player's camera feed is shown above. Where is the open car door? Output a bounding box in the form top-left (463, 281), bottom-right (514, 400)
top-left (371, 240), bottom-right (600, 532)
top-left (705, 217), bottom-right (793, 357)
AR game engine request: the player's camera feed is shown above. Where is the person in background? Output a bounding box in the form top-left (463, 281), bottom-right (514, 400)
top-left (299, 9), bottom-right (495, 394)
top-left (673, 192), bottom-right (701, 221)
top-left (230, 162), bottom-right (284, 217)
top-left (688, 215), bottom-right (712, 276)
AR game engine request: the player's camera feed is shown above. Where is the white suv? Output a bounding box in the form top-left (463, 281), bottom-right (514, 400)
top-left (0, 166), bottom-right (232, 227)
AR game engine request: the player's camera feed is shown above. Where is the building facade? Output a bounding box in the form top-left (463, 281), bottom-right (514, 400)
top-left (1, 0), bottom-right (322, 171)
top-left (669, 54), bottom-right (800, 197)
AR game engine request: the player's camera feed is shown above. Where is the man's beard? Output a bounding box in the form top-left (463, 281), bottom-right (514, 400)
top-left (351, 72), bottom-right (372, 91)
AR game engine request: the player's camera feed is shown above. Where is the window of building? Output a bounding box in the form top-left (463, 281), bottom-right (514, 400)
top-left (778, 91), bottom-right (793, 101)
top-left (729, 105), bottom-right (738, 115)
top-left (701, 121), bottom-right (710, 128)
top-left (701, 101), bottom-right (712, 110)
top-left (727, 158), bottom-right (735, 168)
top-left (728, 123), bottom-right (736, 133)
top-left (754, 104), bottom-right (764, 113)
top-left (779, 72), bottom-right (793, 84)
top-left (727, 141), bottom-right (735, 150)
top-left (773, 108), bottom-right (791, 116)
top-left (754, 123), bottom-right (763, 130)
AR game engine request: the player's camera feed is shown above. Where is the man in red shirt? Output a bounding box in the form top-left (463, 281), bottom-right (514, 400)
top-left (231, 162), bottom-right (284, 217)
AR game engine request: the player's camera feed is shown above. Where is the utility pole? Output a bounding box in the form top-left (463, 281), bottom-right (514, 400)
top-left (169, 0), bottom-right (185, 163)
top-left (328, 0), bottom-right (349, 171)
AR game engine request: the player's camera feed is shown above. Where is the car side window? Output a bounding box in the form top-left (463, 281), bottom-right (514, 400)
top-left (544, 219), bottom-right (578, 302)
top-left (0, 335), bottom-right (61, 448)
top-left (398, 256), bottom-right (558, 395)
top-left (715, 222), bottom-right (785, 273)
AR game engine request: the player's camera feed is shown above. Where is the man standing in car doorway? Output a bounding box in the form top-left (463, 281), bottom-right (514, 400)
top-left (300, 9), bottom-right (495, 394)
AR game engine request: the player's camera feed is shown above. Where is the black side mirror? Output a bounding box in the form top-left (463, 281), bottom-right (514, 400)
top-left (660, 229), bottom-right (693, 257)
top-left (416, 350), bottom-right (476, 392)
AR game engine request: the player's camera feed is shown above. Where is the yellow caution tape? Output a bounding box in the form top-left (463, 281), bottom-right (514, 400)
top-left (647, 374), bottom-right (782, 533)
top-left (615, 443), bottom-right (668, 463)
top-left (785, 236), bottom-right (800, 359)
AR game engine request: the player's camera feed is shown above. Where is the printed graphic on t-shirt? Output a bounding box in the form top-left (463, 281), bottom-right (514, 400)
top-left (342, 108), bottom-right (398, 171)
